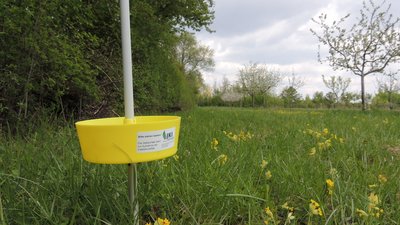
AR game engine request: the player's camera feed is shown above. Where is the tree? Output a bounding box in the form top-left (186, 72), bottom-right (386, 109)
top-left (175, 31), bottom-right (214, 97)
top-left (311, 0), bottom-right (400, 110)
top-left (376, 71), bottom-right (400, 109)
top-left (322, 75), bottom-right (351, 104)
top-left (312, 91), bottom-right (325, 108)
top-left (280, 72), bottom-right (303, 108)
top-left (237, 63), bottom-right (281, 107)
top-left (1, 0), bottom-right (216, 127)
top-left (280, 86), bottom-right (302, 108)
top-left (176, 31), bottom-right (215, 74)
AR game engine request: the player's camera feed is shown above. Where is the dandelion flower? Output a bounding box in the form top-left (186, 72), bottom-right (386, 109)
top-left (309, 199), bottom-right (323, 216)
top-left (265, 170), bottom-right (272, 180)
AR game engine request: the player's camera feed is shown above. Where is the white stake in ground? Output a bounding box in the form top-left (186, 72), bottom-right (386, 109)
top-left (120, 0), bottom-right (139, 224)
top-left (76, 2), bottom-right (181, 224)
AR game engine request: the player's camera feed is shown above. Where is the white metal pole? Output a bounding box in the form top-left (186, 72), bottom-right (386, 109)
top-left (120, 0), bottom-right (138, 224)
top-left (120, 0), bottom-right (134, 121)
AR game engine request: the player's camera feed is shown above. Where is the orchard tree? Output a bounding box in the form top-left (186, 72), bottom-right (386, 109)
top-left (311, 0), bottom-right (400, 110)
top-left (322, 75), bottom-right (351, 104)
top-left (237, 63), bottom-right (281, 107)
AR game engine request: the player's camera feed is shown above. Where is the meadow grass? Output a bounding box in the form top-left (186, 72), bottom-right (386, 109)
top-left (1, 107), bottom-right (400, 224)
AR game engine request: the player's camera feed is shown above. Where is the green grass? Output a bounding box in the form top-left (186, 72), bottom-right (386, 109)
top-left (1, 107), bottom-right (400, 224)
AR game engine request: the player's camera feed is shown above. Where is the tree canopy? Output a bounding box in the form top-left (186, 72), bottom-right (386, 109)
top-left (311, 0), bottom-right (400, 110)
top-left (0, 0), bottom-right (215, 127)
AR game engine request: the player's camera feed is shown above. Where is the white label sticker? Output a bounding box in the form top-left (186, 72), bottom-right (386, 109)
top-left (137, 127), bottom-right (176, 153)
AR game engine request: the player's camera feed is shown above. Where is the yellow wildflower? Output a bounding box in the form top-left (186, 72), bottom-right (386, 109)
top-left (309, 147), bottom-right (316, 156)
top-left (309, 199), bottom-right (323, 216)
top-left (368, 184), bottom-right (378, 189)
top-left (367, 192), bottom-right (383, 218)
top-left (356, 208), bottom-right (368, 218)
top-left (338, 138), bottom-right (345, 143)
top-left (368, 192), bottom-right (379, 207)
top-left (326, 179), bottom-right (334, 195)
top-left (265, 170), bottom-right (272, 180)
top-left (322, 128), bottom-right (329, 136)
top-left (145, 223), bottom-right (152, 225)
top-left (264, 207), bottom-right (274, 218)
top-left (218, 154), bottom-right (228, 165)
top-left (282, 202), bottom-right (294, 212)
top-left (261, 159), bottom-right (268, 169)
top-left (378, 174), bottom-right (387, 184)
top-left (211, 138), bottom-right (219, 150)
top-left (155, 218), bottom-right (170, 225)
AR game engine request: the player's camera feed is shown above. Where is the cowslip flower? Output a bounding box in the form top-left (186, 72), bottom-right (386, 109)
top-left (211, 138), bottom-right (219, 150)
top-left (264, 207), bottom-right (273, 218)
top-left (282, 202), bottom-right (294, 212)
top-left (367, 192), bottom-right (384, 218)
top-left (326, 179), bottom-right (334, 195)
top-left (155, 218), bottom-right (170, 225)
top-left (322, 128), bottom-right (329, 136)
top-left (218, 154), bottom-right (228, 165)
top-left (263, 207), bottom-right (275, 224)
top-left (368, 192), bottom-right (379, 209)
top-left (261, 159), bottom-right (268, 169)
top-left (265, 170), bottom-right (272, 180)
top-left (356, 209), bottom-right (368, 218)
top-left (309, 147), bottom-right (316, 156)
top-left (309, 199), bottom-right (323, 216)
top-left (378, 174), bottom-right (387, 184)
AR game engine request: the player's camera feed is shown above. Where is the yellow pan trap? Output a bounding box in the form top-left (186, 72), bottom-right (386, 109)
top-left (76, 116), bottom-right (181, 164)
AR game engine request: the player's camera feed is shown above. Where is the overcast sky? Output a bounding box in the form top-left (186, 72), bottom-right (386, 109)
top-left (196, 0), bottom-right (400, 97)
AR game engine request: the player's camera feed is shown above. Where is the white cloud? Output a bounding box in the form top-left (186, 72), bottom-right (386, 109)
top-left (197, 0), bottom-right (400, 97)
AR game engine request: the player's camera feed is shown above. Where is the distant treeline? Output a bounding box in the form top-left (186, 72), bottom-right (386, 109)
top-left (199, 90), bottom-right (400, 110)
top-left (1, 0), bottom-right (214, 128)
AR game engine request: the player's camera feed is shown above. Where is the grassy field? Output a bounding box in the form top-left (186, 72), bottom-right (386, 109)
top-left (1, 107), bottom-right (400, 224)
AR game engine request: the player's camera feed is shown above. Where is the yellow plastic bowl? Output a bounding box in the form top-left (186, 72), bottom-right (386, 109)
top-left (75, 116), bottom-right (181, 164)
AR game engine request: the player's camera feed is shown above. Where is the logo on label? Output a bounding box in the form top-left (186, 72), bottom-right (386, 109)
top-left (163, 130), bottom-right (174, 140)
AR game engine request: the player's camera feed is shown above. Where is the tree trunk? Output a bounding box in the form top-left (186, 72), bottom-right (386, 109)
top-left (388, 91), bottom-right (393, 110)
top-left (361, 75), bottom-right (366, 111)
top-left (251, 94), bottom-right (255, 107)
